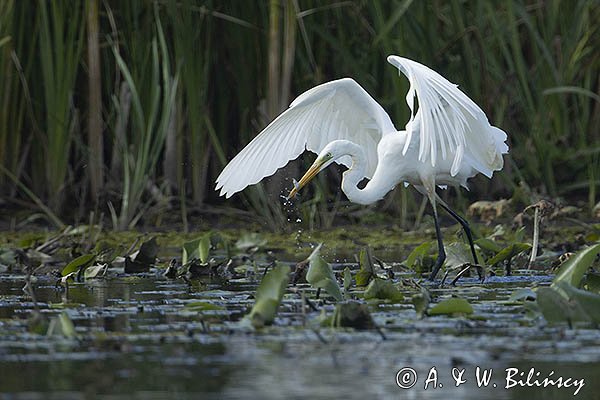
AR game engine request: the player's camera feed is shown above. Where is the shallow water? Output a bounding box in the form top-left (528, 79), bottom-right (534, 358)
top-left (1, 264), bottom-right (599, 400)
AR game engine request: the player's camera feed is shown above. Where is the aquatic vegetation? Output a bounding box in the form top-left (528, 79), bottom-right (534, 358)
top-left (0, 225), bottom-right (599, 397)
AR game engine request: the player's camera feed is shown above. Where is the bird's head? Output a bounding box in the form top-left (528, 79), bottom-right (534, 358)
top-left (287, 143), bottom-right (341, 199)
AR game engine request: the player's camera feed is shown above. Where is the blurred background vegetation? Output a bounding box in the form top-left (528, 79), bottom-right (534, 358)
top-left (0, 0), bottom-right (598, 231)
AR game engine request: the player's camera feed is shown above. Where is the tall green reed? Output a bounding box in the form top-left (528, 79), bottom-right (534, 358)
top-left (109, 4), bottom-right (179, 229)
top-left (37, 0), bottom-right (84, 212)
top-left (0, 0), bottom-right (598, 228)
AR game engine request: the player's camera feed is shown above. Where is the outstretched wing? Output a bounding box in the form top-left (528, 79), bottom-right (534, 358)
top-left (216, 78), bottom-right (397, 198)
top-left (387, 56), bottom-right (508, 178)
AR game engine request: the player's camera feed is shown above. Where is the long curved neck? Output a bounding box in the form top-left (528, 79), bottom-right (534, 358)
top-left (339, 141), bottom-right (394, 205)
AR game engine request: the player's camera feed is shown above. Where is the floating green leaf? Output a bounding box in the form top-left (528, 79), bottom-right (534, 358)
top-left (536, 287), bottom-right (586, 323)
top-left (404, 241), bottom-right (433, 269)
top-left (582, 272), bottom-right (600, 294)
top-left (363, 278), bottom-right (404, 303)
top-left (356, 246), bottom-right (376, 286)
top-left (475, 238), bottom-right (502, 253)
top-left (246, 265), bottom-right (289, 328)
top-left (444, 242), bottom-right (472, 269)
top-left (553, 243), bottom-right (600, 287)
top-left (61, 254), bottom-right (96, 276)
top-left (343, 267), bottom-right (352, 292)
top-left (411, 287), bottom-right (431, 318)
top-left (534, 244), bottom-right (600, 324)
top-left (182, 234), bottom-right (211, 265)
top-left (306, 245), bottom-right (343, 301)
top-left (185, 301), bottom-right (226, 312)
top-left (83, 263), bottom-right (108, 279)
top-left (555, 281), bottom-right (600, 323)
top-left (428, 297), bottom-right (473, 316)
top-left (486, 243), bottom-right (531, 266)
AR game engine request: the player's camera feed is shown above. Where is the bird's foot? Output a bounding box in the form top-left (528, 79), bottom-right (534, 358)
top-left (449, 263), bottom-right (486, 285)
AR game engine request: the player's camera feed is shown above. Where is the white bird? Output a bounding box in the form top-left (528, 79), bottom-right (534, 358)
top-left (216, 56), bottom-right (508, 280)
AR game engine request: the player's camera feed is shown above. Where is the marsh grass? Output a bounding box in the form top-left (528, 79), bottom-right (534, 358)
top-left (0, 0), bottom-right (598, 229)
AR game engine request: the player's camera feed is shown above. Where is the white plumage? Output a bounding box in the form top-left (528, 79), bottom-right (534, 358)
top-left (215, 56), bottom-right (509, 280)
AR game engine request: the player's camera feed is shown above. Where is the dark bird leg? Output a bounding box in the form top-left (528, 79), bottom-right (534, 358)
top-left (429, 200), bottom-right (446, 281)
top-left (437, 201), bottom-right (478, 263)
top-left (436, 195), bottom-right (483, 280)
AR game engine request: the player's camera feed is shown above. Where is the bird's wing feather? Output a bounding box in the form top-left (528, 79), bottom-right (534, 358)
top-left (387, 56), bottom-right (508, 177)
top-left (215, 78), bottom-right (397, 198)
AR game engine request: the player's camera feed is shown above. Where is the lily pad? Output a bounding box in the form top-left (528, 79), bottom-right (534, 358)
top-left (553, 243), bottom-right (600, 287)
top-left (486, 243), bottom-right (531, 266)
top-left (182, 234), bottom-right (211, 265)
top-left (61, 254), bottom-right (96, 277)
top-left (535, 244), bottom-right (600, 324)
top-left (536, 286), bottom-right (587, 323)
top-left (428, 297), bottom-right (473, 316)
top-left (306, 245), bottom-right (343, 301)
top-left (475, 237), bottom-right (502, 253)
top-left (363, 278), bottom-right (403, 303)
top-left (83, 263), bottom-right (108, 279)
top-left (582, 272), bottom-right (600, 294)
top-left (343, 267), bottom-right (352, 292)
top-left (245, 265), bottom-right (289, 328)
top-left (411, 287), bottom-right (431, 318)
top-left (356, 246), bottom-right (376, 286)
top-left (404, 241), bottom-right (434, 272)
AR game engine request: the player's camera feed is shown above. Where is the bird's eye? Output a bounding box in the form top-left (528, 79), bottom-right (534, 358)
top-left (326, 152), bottom-right (332, 158)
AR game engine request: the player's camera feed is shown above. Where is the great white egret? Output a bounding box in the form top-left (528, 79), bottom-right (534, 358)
top-left (216, 56), bottom-right (508, 280)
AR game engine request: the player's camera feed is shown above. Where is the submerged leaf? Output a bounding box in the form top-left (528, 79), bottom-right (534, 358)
top-left (246, 265), bottom-right (289, 328)
top-left (363, 278), bottom-right (404, 303)
top-left (47, 312), bottom-right (76, 338)
top-left (235, 233), bottom-right (267, 252)
top-left (124, 256), bottom-right (149, 273)
top-left (428, 297), bottom-right (473, 316)
top-left (185, 301), bottom-right (226, 312)
top-left (508, 288), bottom-right (537, 302)
top-left (331, 302), bottom-right (375, 330)
top-left (306, 245), bottom-right (343, 301)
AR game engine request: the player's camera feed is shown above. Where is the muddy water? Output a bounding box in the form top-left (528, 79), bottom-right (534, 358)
top-left (0, 270), bottom-right (599, 399)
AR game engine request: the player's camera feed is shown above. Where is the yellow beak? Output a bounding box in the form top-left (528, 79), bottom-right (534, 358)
top-left (287, 159), bottom-right (326, 199)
